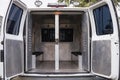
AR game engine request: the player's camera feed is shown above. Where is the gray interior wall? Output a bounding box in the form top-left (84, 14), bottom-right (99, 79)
top-left (5, 40), bottom-right (23, 77)
top-left (32, 16), bottom-right (55, 61)
top-left (26, 14), bottom-right (33, 71)
top-left (32, 15), bottom-right (82, 61)
top-left (81, 13), bottom-right (90, 71)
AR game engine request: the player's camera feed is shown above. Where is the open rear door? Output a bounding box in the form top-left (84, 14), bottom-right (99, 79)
top-left (89, 0), bottom-right (119, 79)
top-left (4, 0), bottom-right (27, 79)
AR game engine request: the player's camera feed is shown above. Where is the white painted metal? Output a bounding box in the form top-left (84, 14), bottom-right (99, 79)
top-left (0, 0), bottom-right (11, 45)
top-left (21, 0), bottom-right (57, 8)
top-left (78, 56), bottom-right (82, 70)
top-left (3, 0), bottom-right (27, 79)
top-left (0, 1), bottom-right (11, 78)
top-left (55, 45), bottom-right (59, 70)
top-left (116, 4), bottom-right (120, 26)
top-left (22, 73), bottom-right (94, 77)
top-left (116, 3), bottom-right (120, 18)
top-left (32, 55), bottom-right (36, 69)
top-left (0, 62), bottom-right (3, 78)
top-left (55, 14), bottom-right (59, 70)
top-left (0, 16), bottom-right (3, 78)
top-left (89, 0), bottom-right (119, 80)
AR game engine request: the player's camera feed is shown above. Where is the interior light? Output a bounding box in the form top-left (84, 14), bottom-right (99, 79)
top-left (34, 0), bottom-right (42, 7)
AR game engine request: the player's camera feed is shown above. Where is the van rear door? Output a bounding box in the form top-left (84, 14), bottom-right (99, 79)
top-left (89, 0), bottom-right (119, 79)
top-left (4, 0), bottom-right (27, 79)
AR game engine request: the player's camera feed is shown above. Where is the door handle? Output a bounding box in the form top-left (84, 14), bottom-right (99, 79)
top-left (115, 42), bottom-right (119, 44)
top-left (1, 41), bottom-right (3, 45)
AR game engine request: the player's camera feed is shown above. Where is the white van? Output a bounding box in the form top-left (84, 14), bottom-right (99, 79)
top-left (0, 0), bottom-right (119, 80)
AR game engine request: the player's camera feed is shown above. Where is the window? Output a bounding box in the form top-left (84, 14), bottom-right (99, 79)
top-left (60, 29), bottom-right (73, 42)
top-left (93, 5), bottom-right (113, 35)
top-left (42, 28), bottom-right (55, 42)
top-left (41, 28), bottom-right (73, 42)
top-left (6, 4), bottom-right (23, 35)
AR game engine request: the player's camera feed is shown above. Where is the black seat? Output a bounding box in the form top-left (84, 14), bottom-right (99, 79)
top-left (32, 52), bottom-right (43, 56)
top-left (71, 52), bottom-right (82, 56)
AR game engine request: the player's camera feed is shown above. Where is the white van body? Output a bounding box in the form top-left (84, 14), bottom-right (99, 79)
top-left (116, 4), bottom-right (120, 24)
top-left (0, 0), bottom-right (119, 80)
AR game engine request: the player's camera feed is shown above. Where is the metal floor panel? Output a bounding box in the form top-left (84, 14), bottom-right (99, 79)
top-left (29, 61), bottom-right (85, 73)
top-left (11, 76), bottom-right (110, 80)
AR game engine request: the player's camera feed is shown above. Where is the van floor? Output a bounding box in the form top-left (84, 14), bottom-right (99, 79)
top-left (28, 61), bottom-right (86, 73)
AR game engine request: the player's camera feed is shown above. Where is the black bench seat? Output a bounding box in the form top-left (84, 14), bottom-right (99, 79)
top-left (32, 52), bottom-right (43, 56)
top-left (32, 51), bottom-right (44, 60)
top-left (71, 52), bottom-right (82, 56)
top-left (71, 51), bottom-right (82, 61)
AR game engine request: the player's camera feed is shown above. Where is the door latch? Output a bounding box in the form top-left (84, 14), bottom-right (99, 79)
top-left (55, 39), bottom-right (59, 44)
top-left (1, 41), bottom-right (3, 45)
top-left (115, 42), bottom-right (119, 44)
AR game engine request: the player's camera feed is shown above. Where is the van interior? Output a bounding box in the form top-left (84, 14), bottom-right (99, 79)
top-left (25, 11), bottom-right (89, 73)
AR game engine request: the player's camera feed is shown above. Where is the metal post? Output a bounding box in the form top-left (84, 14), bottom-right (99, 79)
top-left (55, 14), bottom-right (59, 70)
